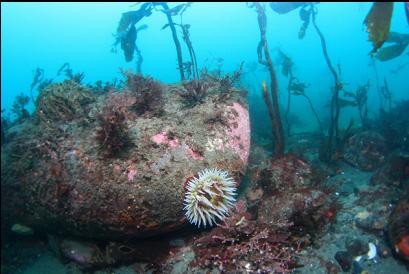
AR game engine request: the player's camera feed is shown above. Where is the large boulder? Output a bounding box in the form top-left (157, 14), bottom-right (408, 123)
top-left (1, 78), bottom-right (250, 240)
top-left (370, 153), bottom-right (409, 187)
top-left (343, 131), bottom-right (388, 171)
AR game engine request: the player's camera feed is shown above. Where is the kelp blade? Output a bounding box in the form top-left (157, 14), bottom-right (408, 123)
top-left (270, 2), bottom-right (308, 14)
top-left (376, 43), bottom-right (409, 62)
top-left (364, 2), bottom-right (394, 55)
top-left (386, 32), bottom-right (409, 44)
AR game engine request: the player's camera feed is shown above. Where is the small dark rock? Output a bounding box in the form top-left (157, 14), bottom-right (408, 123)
top-left (335, 251), bottom-right (353, 272)
top-left (351, 261), bottom-right (363, 274)
top-left (378, 243), bottom-right (391, 258)
top-left (345, 238), bottom-right (369, 257)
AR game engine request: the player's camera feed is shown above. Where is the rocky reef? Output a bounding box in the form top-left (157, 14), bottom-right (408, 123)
top-left (1, 75), bottom-right (250, 240)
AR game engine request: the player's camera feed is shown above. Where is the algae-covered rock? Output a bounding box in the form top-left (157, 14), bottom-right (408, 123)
top-left (1, 78), bottom-right (250, 240)
top-left (343, 131), bottom-right (388, 171)
top-left (246, 154), bottom-right (335, 238)
top-left (36, 80), bottom-right (95, 123)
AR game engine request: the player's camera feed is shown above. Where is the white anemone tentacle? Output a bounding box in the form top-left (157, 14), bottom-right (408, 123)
top-left (183, 168), bottom-right (237, 228)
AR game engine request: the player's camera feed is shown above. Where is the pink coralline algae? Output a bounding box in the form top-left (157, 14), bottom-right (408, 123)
top-left (151, 132), bottom-right (205, 161)
top-left (127, 167), bottom-right (137, 181)
top-left (225, 103), bottom-right (251, 164)
top-left (151, 132), bottom-right (180, 148)
top-left (186, 147), bottom-right (205, 161)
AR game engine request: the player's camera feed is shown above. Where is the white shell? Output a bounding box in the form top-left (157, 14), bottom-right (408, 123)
top-left (367, 242), bottom-right (377, 260)
top-left (354, 255), bottom-right (362, 262)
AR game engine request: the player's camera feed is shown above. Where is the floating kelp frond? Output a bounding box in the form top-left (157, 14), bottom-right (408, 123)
top-left (121, 25), bottom-right (136, 62)
top-left (375, 32), bottom-right (409, 62)
top-left (269, 2), bottom-right (310, 14)
top-left (160, 2), bottom-right (192, 16)
top-left (344, 82), bottom-right (370, 126)
top-left (116, 3), bottom-right (152, 34)
top-left (136, 24), bottom-right (148, 33)
top-left (117, 11), bottom-right (136, 33)
top-left (298, 5), bottom-right (313, 39)
top-left (118, 24), bottom-right (147, 63)
top-left (406, 2), bottom-right (409, 26)
top-left (276, 49), bottom-right (294, 77)
top-left (324, 98), bottom-right (357, 108)
top-left (376, 43), bottom-right (409, 62)
top-left (386, 32), bottom-right (409, 44)
top-left (364, 2), bottom-right (394, 55)
top-left (289, 78), bottom-right (309, 95)
top-left (338, 98), bottom-right (358, 108)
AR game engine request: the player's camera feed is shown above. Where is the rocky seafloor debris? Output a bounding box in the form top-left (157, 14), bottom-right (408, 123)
top-left (2, 146), bottom-right (408, 274)
top-left (1, 75), bottom-right (408, 274)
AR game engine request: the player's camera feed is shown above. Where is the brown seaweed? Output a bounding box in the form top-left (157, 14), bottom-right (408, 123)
top-left (160, 2), bottom-right (192, 16)
top-left (122, 71), bottom-right (163, 116)
top-left (116, 3), bottom-right (152, 34)
top-left (311, 4), bottom-right (341, 162)
top-left (11, 93), bottom-right (30, 123)
top-left (406, 2), bottom-right (409, 25)
top-left (376, 43), bottom-right (408, 62)
top-left (289, 78), bottom-right (323, 134)
top-left (252, 3), bottom-right (285, 156)
top-left (375, 32), bottom-right (409, 62)
top-left (277, 49), bottom-right (294, 78)
top-left (344, 82), bottom-right (370, 127)
top-left (154, 3), bottom-right (186, 80)
top-left (269, 2), bottom-right (309, 14)
top-left (121, 25), bottom-right (137, 62)
top-left (386, 32), bottom-right (409, 44)
top-left (163, 21), bottom-right (199, 79)
top-left (115, 3), bottom-right (152, 65)
top-left (30, 68), bottom-right (44, 102)
top-left (364, 2), bottom-right (394, 55)
top-left (179, 80), bottom-right (209, 106)
top-left (298, 5), bottom-right (313, 39)
top-left (96, 108), bottom-right (131, 158)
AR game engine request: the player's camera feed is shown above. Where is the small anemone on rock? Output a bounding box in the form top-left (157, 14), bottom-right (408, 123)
top-left (183, 168), bottom-right (237, 228)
